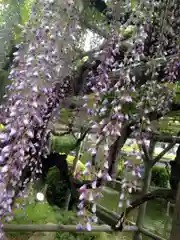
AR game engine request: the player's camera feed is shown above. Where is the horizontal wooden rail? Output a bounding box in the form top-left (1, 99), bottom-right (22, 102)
top-left (3, 224), bottom-right (138, 233)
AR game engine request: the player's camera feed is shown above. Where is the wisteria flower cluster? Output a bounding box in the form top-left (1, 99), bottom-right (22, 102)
top-left (0, 0), bottom-right (82, 237)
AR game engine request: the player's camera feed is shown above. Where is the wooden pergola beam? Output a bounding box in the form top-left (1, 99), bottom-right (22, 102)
top-left (150, 134), bottom-right (180, 144)
top-left (53, 127), bottom-right (180, 144)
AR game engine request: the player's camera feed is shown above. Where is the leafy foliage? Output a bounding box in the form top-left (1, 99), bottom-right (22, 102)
top-left (51, 135), bottom-right (77, 153)
top-left (151, 166), bottom-right (169, 188)
top-left (46, 166), bottom-right (69, 209)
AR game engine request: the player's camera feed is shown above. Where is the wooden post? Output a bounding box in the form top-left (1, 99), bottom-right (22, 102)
top-left (72, 130), bottom-right (86, 173)
top-left (169, 183), bottom-right (180, 240)
top-left (133, 139), bottom-right (155, 240)
top-left (133, 162), bottom-right (152, 240)
top-left (65, 130), bottom-right (87, 210)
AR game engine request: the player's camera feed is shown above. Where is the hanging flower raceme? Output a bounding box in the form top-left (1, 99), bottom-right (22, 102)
top-left (0, 0), bottom-right (82, 236)
top-left (79, 1), bottom-right (179, 229)
top-left (78, 34), bottom-right (140, 228)
top-left (80, 0), bottom-right (178, 231)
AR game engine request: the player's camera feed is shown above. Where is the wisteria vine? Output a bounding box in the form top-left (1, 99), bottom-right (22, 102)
top-left (0, 0), bottom-right (81, 237)
top-left (0, 0), bottom-right (179, 237)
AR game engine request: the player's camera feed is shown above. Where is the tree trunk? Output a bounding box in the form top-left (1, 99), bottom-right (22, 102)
top-left (169, 183), bottom-right (180, 240)
top-left (108, 125), bottom-right (132, 178)
top-left (170, 145), bottom-right (180, 192)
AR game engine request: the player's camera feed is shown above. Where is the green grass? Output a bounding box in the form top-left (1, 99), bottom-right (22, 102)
top-left (6, 201), bottom-right (58, 239)
top-left (12, 202), bottom-right (57, 224)
top-left (7, 200), bottom-right (108, 240)
top-left (6, 188), bottom-right (172, 240)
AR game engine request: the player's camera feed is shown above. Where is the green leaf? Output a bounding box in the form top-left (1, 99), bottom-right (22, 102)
top-left (131, 0), bottom-right (136, 9)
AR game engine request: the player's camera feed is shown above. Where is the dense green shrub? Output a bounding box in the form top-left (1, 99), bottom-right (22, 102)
top-left (151, 166), bottom-right (169, 188)
top-left (55, 211), bottom-right (108, 240)
top-left (50, 134), bottom-right (90, 180)
top-left (46, 166), bottom-right (69, 209)
top-left (45, 164), bottom-right (88, 209)
top-left (51, 135), bottom-right (77, 153)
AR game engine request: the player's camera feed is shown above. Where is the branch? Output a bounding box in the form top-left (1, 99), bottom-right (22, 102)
top-left (114, 189), bottom-right (175, 231)
top-left (85, 200), bottom-right (138, 232)
top-left (127, 189), bottom-right (174, 214)
top-left (111, 53), bottom-right (179, 87)
top-left (138, 137), bottom-right (151, 162)
top-left (71, 127), bottom-right (89, 172)
top-left (151, 143), bottom-right (175, 166)
top-left (151, 134), bottom-right (180, 144)
top-left (51, 130), bottom-right (72, 137)
top-left (79, 127), bottom-right (90, 140)
top-left (72, 40), bottom-right (107, 63)
top-left (79, 17), bottom-right (108, 38)
top-left (142, 142), bottom-right (151, 161)
top-left (130, 130), bottom-right (180, 143)
top-left (151, 131), bottom-right (180, 166)
top-left (108, 124), bottom-right (133, 177)
top-left (149, 139), bottom-right (156, 157)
